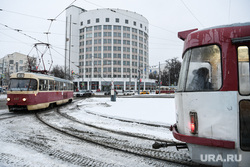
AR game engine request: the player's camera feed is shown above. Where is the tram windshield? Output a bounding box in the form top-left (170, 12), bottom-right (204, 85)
top-left (9, 78), bottom-right (37, 91)
top-left (177, 45), bottom-right (222, 92)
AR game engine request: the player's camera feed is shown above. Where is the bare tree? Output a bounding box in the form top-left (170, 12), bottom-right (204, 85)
top-left (50, 65), bottom-right (74, 80)
top-left (162, 57), bottom-right (181, 86)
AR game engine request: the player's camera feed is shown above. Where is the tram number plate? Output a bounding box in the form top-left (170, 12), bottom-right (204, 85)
top-left (14, 97), bottom-right (19, 101)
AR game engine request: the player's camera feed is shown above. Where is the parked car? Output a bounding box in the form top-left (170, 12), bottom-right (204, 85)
top-left (140, 90), bottom-right (150, 94)
top-left (104, 90), bottom-right (118, 95)
top-left (123, 90), bottom-right (135, 95)
top-left (74, 90), bottom-right (93, 97)
top-left (86, 90), bottom-right (95, 95)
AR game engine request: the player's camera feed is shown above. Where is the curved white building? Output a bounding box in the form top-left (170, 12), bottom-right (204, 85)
top-left (65, 5), bottom-right (155, 91)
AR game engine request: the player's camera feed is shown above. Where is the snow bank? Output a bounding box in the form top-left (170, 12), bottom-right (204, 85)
top-left (77, 97), bottom-right (176, 125)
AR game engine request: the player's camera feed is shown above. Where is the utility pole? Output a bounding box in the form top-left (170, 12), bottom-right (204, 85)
top-left (129, 68), bottom-right (131, 90)
top-left (159, 62), bottom-right (161, 94)
top-left (64, 16), bottom-right (68, 79)
top-left (138, 55), bottom-right (140, 94)
top-left (138, 70), bottom-right (140, 94)
top-left (68, 15), bottom-right (72, 79)
top-left (169, 69), bottom-right (171, 86)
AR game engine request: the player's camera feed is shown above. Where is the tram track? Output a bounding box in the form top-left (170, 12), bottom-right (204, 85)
top-left (59, 106), bottom-right (174, 143)
top-left (0, 113), bottom-right (23, 121)
top-left (35, 105), bottom-right (201, 166)
top-left (0, 110), bottom-right (122, 167)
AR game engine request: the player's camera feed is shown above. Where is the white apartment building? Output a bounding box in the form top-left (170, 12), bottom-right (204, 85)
top-left (0, 52), bottom-right (36, 87)
top-left (65, 5), bottom-right (156, 91)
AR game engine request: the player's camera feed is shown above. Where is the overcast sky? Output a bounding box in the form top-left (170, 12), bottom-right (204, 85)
top-left (1, 0), bottom-right (250, 67)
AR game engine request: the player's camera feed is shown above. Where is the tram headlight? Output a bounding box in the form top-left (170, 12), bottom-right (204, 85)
top-left (7, 98), bottom-right (10, 101)
top-left (22, 98), bottom-right (27, 102)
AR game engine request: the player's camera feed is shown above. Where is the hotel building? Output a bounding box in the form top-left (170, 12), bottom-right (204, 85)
top-left (65, 5), bottom-right (155, 91)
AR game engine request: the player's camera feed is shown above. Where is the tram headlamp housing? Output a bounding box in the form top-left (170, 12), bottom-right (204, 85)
top-left (7, 98), bottom-right (10, 101)
top-left (190, 111), bottom-right (198, 134)
top-left (22, 98), bottom-right (27, 102)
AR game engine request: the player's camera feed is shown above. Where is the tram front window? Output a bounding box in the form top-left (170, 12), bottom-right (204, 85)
top-left (177, 45), bottom-right (222, 92)
top-left (9, 79), bottom-right (37, 91)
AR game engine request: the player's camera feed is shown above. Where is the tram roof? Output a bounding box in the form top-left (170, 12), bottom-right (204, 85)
top-left (11, 72), bottom-right (72, 83)
top-left (178, 22), bottom-right (250, 54)
top-left (178, 22), bottom-right (250, 41)
top-left (201, 22), bottom-right (250, 31)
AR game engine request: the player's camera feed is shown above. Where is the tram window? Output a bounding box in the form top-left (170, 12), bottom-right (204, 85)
top-left (9, 79), bottom-right (37, 91)
top-left (67, 83), bottom-right (70, 90)
top-left (55, 81), bottom-right (59, 90)
top-left (49, 80), bottom-right (54, 91)
top-left (238, 46), bottom-right (250, 95)
top-left (29, 79), bottom-right (37, 91)
top-left (178, 45), bottom-right (222, 92)
top-left (63, 82), bottom-right (67, 90)
top-left (177, 50), bottom-right (191, 91)
top-left (39, 79), bottom-right (48, 91)
top-left (240, 100), bottom-right (250, 151)
top-left (60, 82), bottom-right (64, 90)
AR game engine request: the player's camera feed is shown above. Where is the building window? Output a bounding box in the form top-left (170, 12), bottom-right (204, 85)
top-left (103, 25), bottom-right (112, 30)
top-left (80, 22), bottom-right (83, 26)
top-left (125, 19), bottom-right (129, 24)
top-left (94, 25), bottom-right (102, 30)
top-left (115, 18), bottom-right (119, 23)
top-left (140, 24), bottom-right (142, 28)
top-left (133, 21), bottom-right (136, 26)
top-left (106, 18), bottom-right (110, 22)
top-left (86, 27), bottom-right (92, 32)
top-left (96, 18), bottom-right (99, 23)
top-left (114, 25), bottom-right (121, 30)
top-left (87, 19), bottom-right (91, 24)
top-left (9, 60), bottom-right (14, 64)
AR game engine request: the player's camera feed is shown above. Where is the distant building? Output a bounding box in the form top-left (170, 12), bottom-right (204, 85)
top-left (0, 52), bottom-right (36, 87)
top-left (65, 5), bottom-right (156, 91)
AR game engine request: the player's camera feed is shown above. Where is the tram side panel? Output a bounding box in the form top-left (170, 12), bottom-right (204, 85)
top-left (7, 91), bottom-right (73, 111)
top-left (175, 91), bottom-right (239, 166)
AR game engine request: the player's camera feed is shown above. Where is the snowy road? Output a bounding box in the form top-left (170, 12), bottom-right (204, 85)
top-left (0, 96), bottom-right (195, 166)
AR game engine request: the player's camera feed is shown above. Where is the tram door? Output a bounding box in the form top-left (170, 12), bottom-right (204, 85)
top-left (237, 45), bottom-right (250, 151)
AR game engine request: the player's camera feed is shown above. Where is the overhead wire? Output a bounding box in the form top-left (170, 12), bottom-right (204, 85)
top-left (1, 1), bottom-right (179, 44)
top-left (42, 0), bottom-right (77, 72)
top-left (46, 0), bottom-right (77, 33)
top-left (0, 8), bottom-right (48, 21)
top-left (0, 23), bottom-right (44, 43)
top-left (0, 1), bottom-right (78, 71)
top-left (1, 0), bottom-right (182, 69)
top-left (83, 0), bottom-right (176, 35)
top-left (179, 0), bottom-right (204, 28)
top-left (0, 31), bottom-right (33, 46)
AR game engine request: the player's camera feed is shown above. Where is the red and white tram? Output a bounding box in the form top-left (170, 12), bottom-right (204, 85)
top-left (7, 72), bottom-right (74, 111)
top-left (172, 22), bottom-right (250, 166)
top-left (156, 86), bottom-right (176, 94)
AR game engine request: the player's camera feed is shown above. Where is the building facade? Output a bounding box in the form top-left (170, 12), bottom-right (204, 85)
top-left (66, 5), bottom-right (156, 91)
top-left (0, 52), bottom-right (36, 87)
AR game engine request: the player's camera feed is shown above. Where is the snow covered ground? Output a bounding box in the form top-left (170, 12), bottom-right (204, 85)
top-left (0, 94), bottom-right (176, 126)
top-left (66, 97), bottom-right (176, 141)
top-left (0, 94), bottom-right (6, 99)
top-left (75, 97), bottom-right (175, 126)
top-left (0, 95), bottom-right (184, 166)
